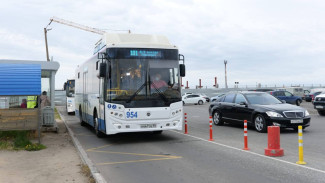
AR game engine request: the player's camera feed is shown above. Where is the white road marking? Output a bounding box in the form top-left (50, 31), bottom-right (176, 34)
top-left (172, 130), bottom-right (325, 175)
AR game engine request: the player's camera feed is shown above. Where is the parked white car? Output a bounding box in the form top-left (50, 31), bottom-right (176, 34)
top-left (182, 92), bottom-right (193, 96)
top-left (182, 94), bottom-right (206, 105)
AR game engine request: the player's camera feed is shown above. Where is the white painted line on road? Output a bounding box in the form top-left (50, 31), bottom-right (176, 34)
top-left (172, 130), bottom-right (325, 175)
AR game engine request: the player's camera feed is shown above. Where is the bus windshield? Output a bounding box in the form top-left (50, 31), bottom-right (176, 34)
top-left (66, 80), bottom-right (75, 97)
top-left (105, 58), bottom-right (181, 107)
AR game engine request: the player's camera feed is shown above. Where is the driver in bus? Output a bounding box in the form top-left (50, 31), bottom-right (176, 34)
top-left (151, 73), bottom-right (168, 90)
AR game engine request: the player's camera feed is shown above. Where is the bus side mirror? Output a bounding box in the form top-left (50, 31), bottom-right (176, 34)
top-left (63, 82), bottom-right (67, 90)
top-left (99, 63), bottom-right (106, 77)
top-left (180, 64), bottom-right (185, 77)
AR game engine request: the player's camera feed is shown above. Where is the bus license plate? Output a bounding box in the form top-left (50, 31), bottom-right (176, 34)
top-left (315, 106), bottom-right (323, 109)
top-left (140, 124), bottom-right (156, 128)
top-left (291, 119), bottom-right (303, 124)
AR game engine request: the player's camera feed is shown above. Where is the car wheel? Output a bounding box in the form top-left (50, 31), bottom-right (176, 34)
top-left (94, 112), bottom-right (105, 138)
top-left (79, 108), bottom-right (86, 126)
top-left (213, 111), bottom-right (224, 126)
top-left (296, 100), bottom-right (301, 106)
top-left (198, 100), bottom-right (203, 105)
top-left (254, 114), bottom-right (267, 133)
top-left (318, 110), bottom-right (325, 116)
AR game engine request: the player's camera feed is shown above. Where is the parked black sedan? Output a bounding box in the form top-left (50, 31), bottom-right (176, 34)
top-left (208, 91), bottom-right (311, 132)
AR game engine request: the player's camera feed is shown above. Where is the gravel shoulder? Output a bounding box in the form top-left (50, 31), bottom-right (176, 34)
top-left (0, 120), bottom-right (89, 183)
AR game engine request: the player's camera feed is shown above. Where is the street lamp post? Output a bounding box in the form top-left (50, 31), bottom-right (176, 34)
top-left (224, 60), bottom-right (228, 89)
top-left (44, 28), bottom-right (51, 61)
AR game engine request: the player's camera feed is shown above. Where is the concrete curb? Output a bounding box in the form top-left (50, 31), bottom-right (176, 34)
top-left (57, 109), bottom-right (107, 183)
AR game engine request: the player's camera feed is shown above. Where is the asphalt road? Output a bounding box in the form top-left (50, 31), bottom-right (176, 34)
top-left (56, 101), bottom-right (325, 183)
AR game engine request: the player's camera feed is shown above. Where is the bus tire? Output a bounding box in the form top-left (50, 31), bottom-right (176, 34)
top-left (79, 107), bottom-right (86, 126)
top-left (153, 130), bottom-right (163, 134)
top-left (68, 112), bottom-right (75, 115)
top-left (94, 112), bottom-right (105, 138)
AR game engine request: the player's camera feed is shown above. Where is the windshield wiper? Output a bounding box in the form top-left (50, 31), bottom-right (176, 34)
top-left (126, 81), bottom-right (148, 103)
top-left (150, 81), bottom-right (168, 103)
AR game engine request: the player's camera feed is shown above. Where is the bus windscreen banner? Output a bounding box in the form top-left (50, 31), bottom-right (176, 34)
top-left (107, 48), bottom-right (178, 60)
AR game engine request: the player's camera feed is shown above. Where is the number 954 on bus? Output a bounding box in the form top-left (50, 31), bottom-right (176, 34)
top-left (126, 111), bottom-right (138, 119)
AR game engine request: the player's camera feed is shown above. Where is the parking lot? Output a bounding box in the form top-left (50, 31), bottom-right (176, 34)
top-left (184, 102), bottom-right (325, 168)
top-left (57, 101), bottom-right (325, 183)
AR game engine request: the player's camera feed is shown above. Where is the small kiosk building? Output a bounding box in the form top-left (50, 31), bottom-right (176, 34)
top-left (0, 59), bottom-right (60, 132)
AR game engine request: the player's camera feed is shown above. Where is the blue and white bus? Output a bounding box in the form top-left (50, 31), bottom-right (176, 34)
top-left (75, 33), bottom-right (185, 137)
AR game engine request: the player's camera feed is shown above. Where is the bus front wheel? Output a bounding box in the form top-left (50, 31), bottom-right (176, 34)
top-left (94, 112), bottom-right (105, 138)
top-left (153, 130), bottom-right (163, 134)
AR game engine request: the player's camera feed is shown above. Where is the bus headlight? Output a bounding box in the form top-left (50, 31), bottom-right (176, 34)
top-left (173, 120), bottom-right (179, 126)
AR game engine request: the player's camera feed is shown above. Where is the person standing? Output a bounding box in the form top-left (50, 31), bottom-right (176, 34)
top-left (40, 91), bottom-right (51, 109)
top-left (20, 99), bottom-right (27, 108)
top-left (27, 96), bottom-right (37, 108)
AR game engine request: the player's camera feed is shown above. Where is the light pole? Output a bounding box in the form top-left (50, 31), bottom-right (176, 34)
top-left (44, 20), bottom-right (53, 62)
top-left (44, 28), bottom-right (51, 61)
top-left (224, 60), bottom-right (228, 88)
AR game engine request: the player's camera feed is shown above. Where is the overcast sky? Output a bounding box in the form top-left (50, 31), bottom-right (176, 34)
top-left (1, 0), bottom-right (325, 89)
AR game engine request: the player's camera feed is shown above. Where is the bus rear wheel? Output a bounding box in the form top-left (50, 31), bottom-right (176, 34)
top-left (79, 108), bottom-right (86, 126)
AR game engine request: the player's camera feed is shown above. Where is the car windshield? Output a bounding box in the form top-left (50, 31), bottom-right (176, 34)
top-left (244, 93), bottom-right (282, 105)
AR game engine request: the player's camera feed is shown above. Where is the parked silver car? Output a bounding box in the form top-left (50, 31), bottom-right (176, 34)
top-left (211, 93), bottom-right (225, 102)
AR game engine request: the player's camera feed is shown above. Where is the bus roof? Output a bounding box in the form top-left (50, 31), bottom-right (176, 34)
top-left (101, 33), bottom-right (178, 49)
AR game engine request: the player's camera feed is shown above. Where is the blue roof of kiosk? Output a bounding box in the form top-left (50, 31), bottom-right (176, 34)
top-left (0, 63), bottom-right (41, 95)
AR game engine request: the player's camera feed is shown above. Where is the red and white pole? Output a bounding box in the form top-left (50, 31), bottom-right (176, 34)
top-left (184, 113), bottom-right (188, 134)
top-left (243, 120), bottom-right (250, 150)
top-left (209, 116), bottom-right (214, 141)
top-left (213, 77), bottom-right (217, 87)
top-left (199, 79), bottom-right (202, 88)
